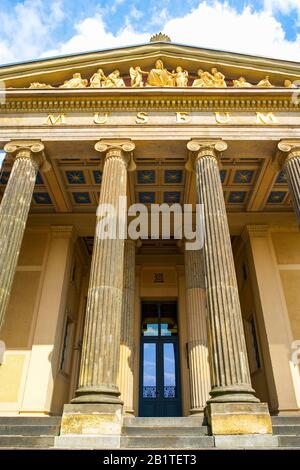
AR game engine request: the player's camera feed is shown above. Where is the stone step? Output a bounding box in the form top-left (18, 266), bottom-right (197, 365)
top-left (0, 424), bottom-right (61, 436)
top-left (271, 416), bottom-right (300, 425)
top-left (278, 435), bottom-right (300, 448)
top-left (122, 426), bottom-right (208, 436)
top-left (123, 417), bottom-right (205, 427)
top-left (272, 425), bottom-right (300, 436)
top-left (121, 435), bottom-right (214, 449)
top-left (0, 435), bottom-right (55, 448)
top-left (0, 416), bottom-right (61, 426)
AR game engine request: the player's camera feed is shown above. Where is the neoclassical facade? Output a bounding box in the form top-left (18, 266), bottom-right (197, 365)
top-left (0, 39), bottom-right (299, 448)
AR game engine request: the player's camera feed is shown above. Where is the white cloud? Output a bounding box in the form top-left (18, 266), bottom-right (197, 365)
top-left (1, 1), bottom-right (300, 64)
top-left (0, 0), bottom-right (65, 64)
top-left (41, 1), bottom-right (300, 62)
top-left (163, 1), bottom-right (300, 61)
top-left (42, 14), bottom-right (149, 57)
top-left (264, 0), bottom-right (300, 15)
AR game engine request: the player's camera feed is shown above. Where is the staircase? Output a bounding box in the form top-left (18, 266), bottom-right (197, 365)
top-left (272, 415), bottom-right (300, 448)
top-left (0, 417), bottom-right (61, 449)
top-left (0, 415), bottom-right (300, 449)
top-left (121, 417), bottom-right (214, 449)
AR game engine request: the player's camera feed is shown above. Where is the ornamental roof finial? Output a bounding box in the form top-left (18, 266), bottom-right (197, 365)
top-left (150, 32), bottom-right (171, 43)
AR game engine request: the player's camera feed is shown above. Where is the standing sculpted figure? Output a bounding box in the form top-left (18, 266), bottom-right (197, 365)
top-left (90, 69), bottom-right (106, 88)
top-left (129, 66), bottom-right (149, 87)
top-left (210, 67), bottom-right (227, 87)
top-left (146, 60), bottom-right (174, 86)
top-left (173, 66), bottom-right (189, 87)
top-left (59, 73), bottom-right (88, 88)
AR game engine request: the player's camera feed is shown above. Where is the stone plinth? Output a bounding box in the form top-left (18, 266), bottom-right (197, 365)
top-left (206, 402), bottom-right (272, 435)
top-left (55, 404), bottom-right (122, 449)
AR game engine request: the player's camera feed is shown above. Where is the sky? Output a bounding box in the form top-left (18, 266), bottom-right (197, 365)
top-left (0, 0), bottom-right (299, 66)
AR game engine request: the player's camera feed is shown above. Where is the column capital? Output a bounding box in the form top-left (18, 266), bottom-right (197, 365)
top-left (94, 139), bottom-right (136, 171)
top-left (277, 140), bottom-right (300, 168)
top-left (4, 140), bottom-right (46, 170)
top-left (186, 139), bottom-right (227, 171)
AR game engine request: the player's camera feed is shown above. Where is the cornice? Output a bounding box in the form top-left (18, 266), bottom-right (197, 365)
top-left (1, 88), bottom-right (299, 113)
top-left (1, 42), bottom-right (300, 79)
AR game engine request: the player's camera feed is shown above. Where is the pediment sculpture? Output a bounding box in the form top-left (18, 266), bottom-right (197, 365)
top-left (26, 61), bottom-right (299, 89)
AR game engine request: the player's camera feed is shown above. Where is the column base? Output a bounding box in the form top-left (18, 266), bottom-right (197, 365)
top-left (55, 403), bottom-right (123, 449)
top-left (71, 385), bottom-right (122, 404)
top-left (205, 402), bottom-right (273, 435)
top-left (189, 407), bottom-right (205, 416)
top-left (207, 385), bottom-right (260, 403)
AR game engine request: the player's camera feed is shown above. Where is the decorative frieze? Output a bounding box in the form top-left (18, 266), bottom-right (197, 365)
top-left (1, 93), bottom-right (300, 114)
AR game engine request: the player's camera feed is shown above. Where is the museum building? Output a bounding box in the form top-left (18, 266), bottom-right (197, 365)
top-left (0, 35), bottom-right (299, 448)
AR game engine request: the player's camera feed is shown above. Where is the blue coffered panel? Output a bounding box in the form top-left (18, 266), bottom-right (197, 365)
top-left (66, 170), bottom-right (86, 185)
top-left (73, 192), bottom-right (91, 204)
top-left (137, 170), bottom-right (156, 184)
top-left (219, 170), bottom-right (226, 184)
top-left (275, 170), bottom-right (287, 184)
top-left (33, 192), bottom-right (52, 204)
top-left (267, 191), bottom-right (287, 204)
top-left (35, 172), bottom-right (43, 185)
top-left (164, 170), bottom-right (183, 184)
top-left (139, 192), bottom-right (155, 203)
top-left (233, 170), bottom-right (254, 184)
top-left (93, 170), bottom-right (102, 184)
top-left (228, 191), bottom-right (247, 203)
top-left (164, 192), bottom-right (181, 203)
top-left (0, 171), bottom-right (10, 184)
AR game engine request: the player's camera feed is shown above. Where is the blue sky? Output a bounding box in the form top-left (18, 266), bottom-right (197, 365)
top-left (0, 0), bottom-right (299, 65)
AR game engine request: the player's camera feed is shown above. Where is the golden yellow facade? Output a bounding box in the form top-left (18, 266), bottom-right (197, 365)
top-left (0, 41), bottom-right (299, 432)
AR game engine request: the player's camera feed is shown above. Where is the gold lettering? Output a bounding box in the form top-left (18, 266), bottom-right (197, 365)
top-left (175, 112), bottom-right (191, 123)
top-left (94, 112), bottom-right (109, 124)
top-left (45, 114), bottom-right (66, 126)
top-left (215, 112), bottom-right (231, 124)
top-left (256, 112), bottom-right (277, 124)
top-left (135, 111), bottom-right (149, 124)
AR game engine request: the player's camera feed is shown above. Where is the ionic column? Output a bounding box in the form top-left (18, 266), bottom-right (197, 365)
top-left (186, 140), bottom-right (273, 437)
top-left (278, 141), bottom-right (300, 226)
top-left (0, 141), bottom-right (45, 331)
top-left (73, 140), bottom-right (135, 404)
top-left (118, 239), bottom-right (136, 414)
top-left (185, 247), bottom-right (211, 414)
top-left (187, 140), bottom-right (258, 404)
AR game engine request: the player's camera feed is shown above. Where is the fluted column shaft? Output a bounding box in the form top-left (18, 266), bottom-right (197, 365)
top-left (278, 141), bottom-right (300, 226)
top-left (185, 248), bottom-right (211, 413)
top-left (0, 141), bottom-right (44, 331)
top-left (188, 140), bottom-right (257, 403)
top-left (73, 140), bottom-right (135, 404)
top-left (118, 240), bottom-right (135, 414)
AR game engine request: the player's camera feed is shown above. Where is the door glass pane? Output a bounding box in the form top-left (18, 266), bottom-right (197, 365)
top-left (142, 303), bottom-right (159, 336)
top-left (143, 343), bottom-right (157, 398)
top-left (160, 303), bottom-right (178, 336)
top-left (163, 343), bottom-right (176, 398)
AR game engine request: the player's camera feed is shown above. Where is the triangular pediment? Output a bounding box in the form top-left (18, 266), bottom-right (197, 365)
top-left (0, 41), bottom-right (300, 89)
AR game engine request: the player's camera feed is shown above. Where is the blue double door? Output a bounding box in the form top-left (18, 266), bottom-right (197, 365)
top-left (139, 301), bottom-right (182, 417)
